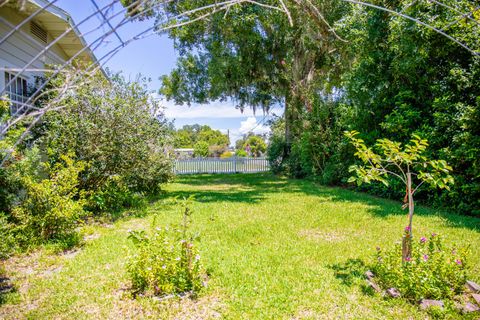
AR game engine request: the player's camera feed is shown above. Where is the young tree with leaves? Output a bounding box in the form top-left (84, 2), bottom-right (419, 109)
top-left (345, 131), bottom-right (454, 261)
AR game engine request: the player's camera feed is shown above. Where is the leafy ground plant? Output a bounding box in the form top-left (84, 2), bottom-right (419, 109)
top-left (373, 232), bottom-right (470, 301)
top-left (11, 153), bottom-right (86, 249)
top-left (127, 199), bottom-right (205, 297)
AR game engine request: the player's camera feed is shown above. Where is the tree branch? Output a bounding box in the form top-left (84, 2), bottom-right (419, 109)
top-left (412, 180), bottom-right (425, 195)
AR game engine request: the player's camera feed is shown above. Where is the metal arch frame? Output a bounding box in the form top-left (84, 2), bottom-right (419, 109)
top-left (0, 0), bottom-right (265, 161)
top-left (1, 0), bottom-right (276, 125)
top-left (89, 0), bottom-right (125, 46)
top-left (1, 0), bottom-right (479, 166)
top-left (341, 0), bottom-right (479, 57)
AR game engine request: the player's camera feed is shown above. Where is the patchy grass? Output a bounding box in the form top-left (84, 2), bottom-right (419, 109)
top-left (0, 173), bottom-right (479, 319)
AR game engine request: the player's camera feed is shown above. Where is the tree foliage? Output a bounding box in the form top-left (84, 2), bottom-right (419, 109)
top-left (339, 0), bottom-right (480, 215)
top-left (124, 0), bottom-right (349, 146)
top-left (345, 131), bottom-right (454, 191)
top-left (122, 0), bottom-right (480, 215)
top-left (174, 124), bottom-right (229, 157)
top-left (193, 141), bottom-right (210, 158)
top-left (243, 135), bottom-right (267, 157)
top-left (268, 0), bottom-right (479, 215)
top-left (38, 72), bottom-right (173, 194)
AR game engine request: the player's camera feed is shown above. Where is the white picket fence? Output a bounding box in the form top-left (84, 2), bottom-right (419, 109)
top-left (174, 157), bottom-right (269, 174)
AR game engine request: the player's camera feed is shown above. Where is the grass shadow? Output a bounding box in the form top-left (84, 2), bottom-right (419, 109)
top-left (0, 274), bottom-right (14, 305)
top-left (329, 258), bottom-right (367, 287)
top-left (286, 177), bottom-right (480, 232)
top-left (169, 173), bottom-right (480, 233)
top-left (168, 173), bottom-right (290, 204)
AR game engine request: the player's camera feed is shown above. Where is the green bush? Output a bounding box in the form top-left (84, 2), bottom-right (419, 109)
top-left (243, 135), bottom-right (267, 157)
top-left (193, 141), bottom-right (209, 158)
top-left (11, 154), bottom-right (86, 247)
top-left (87, 176), bottom-right (145, 214)
top-left (127, 204), bottom-right (205, 296)
top-left (124, 151), bottom-right (173, 194)
top-left (220, 151), bottom-right (233, 158)
top-left (266, 133), bottom-right (287, 174)
top-left (0, 133), bottom-right (43, 215)
top-left (0, 213), bottom-right (17, 259)
top-left (236, 149), bottom-right (248, 158)
top-left (39, 72), bottom-right (173, 200)
top-left (373, 233), bottom-right (470, 301)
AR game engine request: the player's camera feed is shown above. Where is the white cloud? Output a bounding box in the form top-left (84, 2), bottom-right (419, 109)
top-left (162, 99), bottom-right (264, 119)
top-left (239, 117), bottom-right (270, 135)
top-left (155, 95), bottom-right (275, 146)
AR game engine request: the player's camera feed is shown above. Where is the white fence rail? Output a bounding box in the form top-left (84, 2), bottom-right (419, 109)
top-left (174, 157), bottom-right (269, 175)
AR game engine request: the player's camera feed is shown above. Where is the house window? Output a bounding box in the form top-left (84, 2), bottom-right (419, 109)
top-left (4, 72), bottom-right (29, 115)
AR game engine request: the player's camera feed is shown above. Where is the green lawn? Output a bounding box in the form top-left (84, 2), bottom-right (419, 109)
top-left (1, 173), bottom-right (479, 319)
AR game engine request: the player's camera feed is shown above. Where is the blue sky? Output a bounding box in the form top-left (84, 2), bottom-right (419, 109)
top-left (55, 0), bottom-right (279, 144)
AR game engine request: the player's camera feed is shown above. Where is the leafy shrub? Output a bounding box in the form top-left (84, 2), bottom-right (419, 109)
top-left (127, 203), bottom-right (205, 296)
top-left (39, 72), bottom-right (173, 200)
top-left (125, 150), bottom-right (173, 193)
top-left (11, 154), bottom-right (86, 247)
top-left (193, 141), bottom-right (209, 158)
top-left (267, 134), bottom-right (287, 174)
top-left (87, 176), bottom-right (145, 214)
top-left (236, 149), bottom-right (248, 158)
top-left (208, 145), bottom-right (227, 157)
top-left (0, 213), bottom-right (17, 259)
top-left (373, 233), bottom-right (470, 301)
top-left (243, 135), bottom-right (267, 157)
top-left (0, 124), bottom-right (43, 215)
top-left (220, 151), bottom-right (233, 158)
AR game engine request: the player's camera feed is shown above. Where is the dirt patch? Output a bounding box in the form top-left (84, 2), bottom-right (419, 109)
top-left (159, 295), bottom-right (225, 320)
top-left (191, 184), bottom-right (247, 191)
top-left (62, 249), bottom-right (80, 260)
top-left (107, 286), bottom-right (225, 320)
top-left (298, 229), bottom-right (347, 242)
top-left (0, 298), bottom-right (41, 319)
top-left (83, 233), bottom-right (101, 242)
top-left (3, 249), bottom-right (71, 295)
top-left (39, 266), bottom-right (63, 278)
top-left (292, 308), bottom-right (319, 319)
top-left (5, 252), bottom-right (44, 289)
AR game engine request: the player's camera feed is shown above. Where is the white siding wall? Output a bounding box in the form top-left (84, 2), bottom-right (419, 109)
top-left (0, 8), bottom-right (68, 93)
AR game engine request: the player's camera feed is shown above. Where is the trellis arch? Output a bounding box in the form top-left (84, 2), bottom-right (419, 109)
top-left (0, 0), bottom-right (479, 166)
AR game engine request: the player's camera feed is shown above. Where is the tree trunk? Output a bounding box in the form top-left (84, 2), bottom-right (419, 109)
top-left (284, 92), bottom-right (292, 147)
top-left (407, 172), bottom-right (414, 234)
top-left (402, 172), bottom-right (414, 262)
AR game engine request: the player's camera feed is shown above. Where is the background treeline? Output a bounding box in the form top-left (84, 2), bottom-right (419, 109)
top-left (235, 133), bottom-right (267, 157)
top-left (268, 1), bottom-right (480, 216)
top-left (136, 0), bottom-right (479, 216)
top-left (0, 72), bottom-right (173, 257)
top-left (173, 124), bottom-right (229, 157)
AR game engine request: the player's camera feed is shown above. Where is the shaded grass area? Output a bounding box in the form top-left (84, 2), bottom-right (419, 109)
top-left (0, 173), bottom-right (479, 319)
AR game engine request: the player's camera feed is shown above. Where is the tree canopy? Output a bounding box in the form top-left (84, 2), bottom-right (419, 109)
top-left (174, 124), bottom-right (229, 157)
top-left (124, 0), bottom-right (350, 145)
top-left (173, 124), bottom-right (229, 149)
top-left (122, 0), bottom-right (480, 215)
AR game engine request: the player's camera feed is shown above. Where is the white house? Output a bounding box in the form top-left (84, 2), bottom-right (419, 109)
top-left (0, 0), bottom-right (99, 114)
top-left (174, 148), bottom-right (195, 159)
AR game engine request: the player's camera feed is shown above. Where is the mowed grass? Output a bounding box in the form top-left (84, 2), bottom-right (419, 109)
top-left (1, 173), bottom-right (479, 319)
